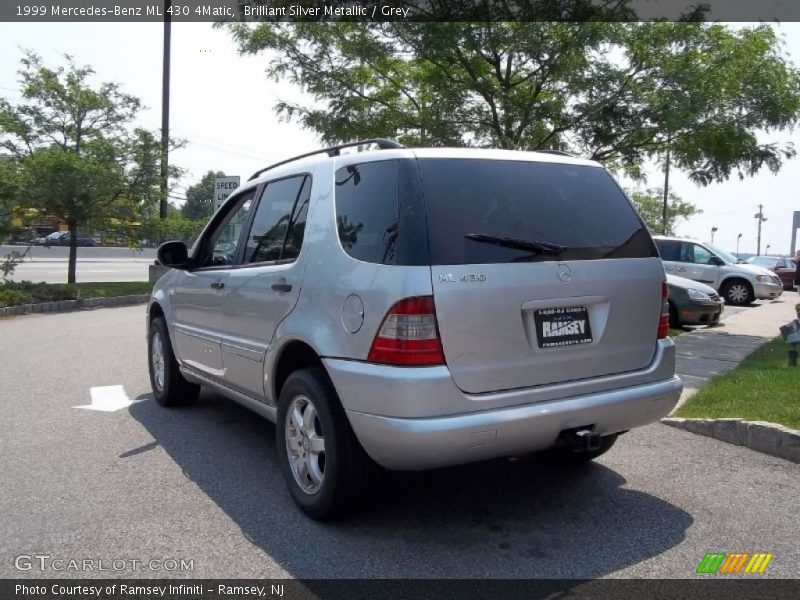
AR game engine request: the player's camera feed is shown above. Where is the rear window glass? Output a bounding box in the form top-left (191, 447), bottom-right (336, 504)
top-left (417, 159), bottom-right (657, 265)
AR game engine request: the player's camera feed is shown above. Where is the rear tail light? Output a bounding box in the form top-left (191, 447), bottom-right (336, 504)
top-left (367, 296), bottom-right (445, 366)
top-left (657, 282), bottom-right (670, 339)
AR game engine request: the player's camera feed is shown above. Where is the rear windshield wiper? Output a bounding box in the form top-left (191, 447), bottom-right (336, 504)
top-left (465, 233), bottom-right (566, 256)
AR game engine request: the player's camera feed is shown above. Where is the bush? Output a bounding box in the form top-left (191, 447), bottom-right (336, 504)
top-left (0, 287), bottom-right (33, 307)
top-left (0, 281), bottom-right (77, 307)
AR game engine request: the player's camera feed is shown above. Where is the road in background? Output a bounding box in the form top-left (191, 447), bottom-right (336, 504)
top-left (1, 245), bottom-right (155, 283)
top-left (1, 305), bottom-right (798, 578)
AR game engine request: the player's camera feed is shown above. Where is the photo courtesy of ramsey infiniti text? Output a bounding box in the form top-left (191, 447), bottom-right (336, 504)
top-left (147, 139), bottom-right (683, 519)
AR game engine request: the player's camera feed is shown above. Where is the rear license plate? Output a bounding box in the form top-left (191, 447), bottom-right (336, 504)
top-left (534, 306), bottom-right (593, 348)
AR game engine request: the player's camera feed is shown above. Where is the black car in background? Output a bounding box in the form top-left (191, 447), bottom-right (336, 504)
top-left (667, 274), bottom-right (724, 328)
top-left (42, 232), bottom-right (95, 247)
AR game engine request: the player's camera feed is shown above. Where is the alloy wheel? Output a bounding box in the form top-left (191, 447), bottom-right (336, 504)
top-left (151, 331), bottom-right (165, 392)
top-left (285, 395), bottom-right (326, 494)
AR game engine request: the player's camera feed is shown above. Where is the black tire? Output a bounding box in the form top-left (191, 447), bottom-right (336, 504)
top-left (668, 302), bottom-right (679, 328)
top-left (276, 368), bottom-right (381, 519)
top-left (545, 433), bottom-right (619, 465)
top-left (721, 279), bottom-right (754, 306)
top-left (148, 316), bottom-right (199, 407)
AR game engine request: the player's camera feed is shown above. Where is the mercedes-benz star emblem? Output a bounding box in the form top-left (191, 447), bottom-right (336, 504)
top-left (556, 263), bottom-right (572, 282)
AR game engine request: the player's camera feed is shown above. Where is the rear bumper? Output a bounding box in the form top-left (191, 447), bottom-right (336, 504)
top-left (324, 339), bottom-right (682, 470)
top-left (345, 376), bottom-right (682, 470)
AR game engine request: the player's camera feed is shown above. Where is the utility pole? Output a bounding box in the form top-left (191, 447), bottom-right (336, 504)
top-left (754, 204), bottom-right (767, 256)
top-left (662, 145), bottom-right (670, 235)
top-left (159, 0), bottom-right (172, 219)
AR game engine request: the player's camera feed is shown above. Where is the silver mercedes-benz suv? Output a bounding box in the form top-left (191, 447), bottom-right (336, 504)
top-left (147, 139), bottom-right (682, 518)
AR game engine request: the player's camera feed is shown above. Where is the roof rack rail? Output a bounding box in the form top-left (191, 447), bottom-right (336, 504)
top-left (247, 138), bottom-right (405, 181)
top-left (536, 149), bottom-right (573, 157)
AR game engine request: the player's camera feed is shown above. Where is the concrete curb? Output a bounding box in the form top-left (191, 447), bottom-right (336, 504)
top-left (0, 294), bottom-right (150, 317)
top-left (662, 417), bottom-right (800, 464)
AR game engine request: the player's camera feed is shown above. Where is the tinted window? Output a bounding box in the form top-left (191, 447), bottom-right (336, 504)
top-left (335, 161), bottom-right (399, 264)
top-left (417, 159), bottom-right (657, 265)
top-left (244, 176), bottom-right (309, 264)
top-left (282, 178), bottom-right (310, 261)
top-left (678, 243), bottom-right (695, 263)
top-left (655, 239), bottom-right (681, 261)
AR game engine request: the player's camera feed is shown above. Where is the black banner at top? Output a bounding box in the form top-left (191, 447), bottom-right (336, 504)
top-left (2, 0), bottom-right (800, 22)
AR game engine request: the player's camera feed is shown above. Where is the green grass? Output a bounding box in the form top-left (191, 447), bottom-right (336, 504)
top-left (669, 328), bottom-right (685, 337)
top-left (0, 280), bottom-right (152, 308)
top-left (72, 281), bottom-right (153, 298)
top-left (676, 337), bottom-right (800, 430)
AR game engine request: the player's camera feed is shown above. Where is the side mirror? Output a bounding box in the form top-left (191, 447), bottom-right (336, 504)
top-left (157, 241), bottom-right (189, 268)
top-left (709, 256), bottom-right (724, 266)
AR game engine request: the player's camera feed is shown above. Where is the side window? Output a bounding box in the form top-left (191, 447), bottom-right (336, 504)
top-left (656, 240), bottom-right (681, 261)
top-left (334, 161), bottom-right (399, 265)
top-left (199, 190), bottom-right (255, 267)
top-left (282, 178), bottom-right (311, 261)
top-left (679, 242), bottom-right (694, 263)
top-left (777, 259), bottom-right (786, 268)
top-left (244, 175), bottom-right (309, 264)
top-left (692, 245), bottom-right (712, 264)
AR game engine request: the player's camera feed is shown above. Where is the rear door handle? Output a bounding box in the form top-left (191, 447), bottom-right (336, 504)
top-left (271, 282), bottom-right (292, 293)
top-left (210, 280), bottom-right (225, 290)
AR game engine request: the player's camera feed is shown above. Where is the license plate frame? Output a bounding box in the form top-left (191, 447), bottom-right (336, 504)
top-left (534, 306), bottom-right (593, 349)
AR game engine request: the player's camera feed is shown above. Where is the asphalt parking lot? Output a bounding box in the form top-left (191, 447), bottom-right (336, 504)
top-left (1, 305), bottom-right (799, 579)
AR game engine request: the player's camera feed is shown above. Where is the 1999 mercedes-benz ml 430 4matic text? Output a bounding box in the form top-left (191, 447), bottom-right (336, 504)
top-left (147, 139), bottom-right (682, 519)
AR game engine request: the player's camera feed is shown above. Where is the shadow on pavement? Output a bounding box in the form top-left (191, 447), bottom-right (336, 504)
top-left (130, 389), bottom-right (692, 579)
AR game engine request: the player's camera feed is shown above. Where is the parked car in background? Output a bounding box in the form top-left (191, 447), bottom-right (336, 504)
top-left (666, 274), bottom-right (724, 328)
top-left (746, 255), bottom-right (796, 290)
top-left (653, 236), bottom-right (783, 305)
top-left (43, 231), bottom-right (95, 247)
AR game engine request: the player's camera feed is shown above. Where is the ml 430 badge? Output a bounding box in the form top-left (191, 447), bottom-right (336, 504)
top-left (534, 306), bottom-right (593, 348)
top-left (438, 273), bottom-right (487, 283)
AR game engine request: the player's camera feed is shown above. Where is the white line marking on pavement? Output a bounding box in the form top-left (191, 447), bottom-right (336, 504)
top-left (74, 385), bottom-right (146, 412)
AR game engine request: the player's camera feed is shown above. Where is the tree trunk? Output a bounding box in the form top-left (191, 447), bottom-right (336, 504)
top-left (67, 221), bottom-right (78, 284)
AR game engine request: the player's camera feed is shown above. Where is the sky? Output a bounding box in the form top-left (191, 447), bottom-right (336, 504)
top-left (0, 21), bottom-right (799, 256)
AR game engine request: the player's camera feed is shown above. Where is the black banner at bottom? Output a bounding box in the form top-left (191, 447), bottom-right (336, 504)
top-left (4, 579), bottom-right (800, 600)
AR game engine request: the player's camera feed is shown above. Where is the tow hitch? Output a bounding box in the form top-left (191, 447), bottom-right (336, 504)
top-left (562, 427), bottom-right (602, 452)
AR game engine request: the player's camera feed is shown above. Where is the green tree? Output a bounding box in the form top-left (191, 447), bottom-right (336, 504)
top-left (139, 212), bottom-right (206, 247)
top-left (0, 157), bottom-right (20, 241)
top-left (628, 189), bottom-right (700, 235)
top-left (227, 21), bottom-right (800, 184)
top-left (0, 53), bottom-right (182, 283)
top-left (181, 170), bottom-right (225, 220)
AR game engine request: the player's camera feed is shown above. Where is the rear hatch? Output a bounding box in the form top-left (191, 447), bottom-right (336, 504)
top-left (417, 156), bottom-right (664, 394)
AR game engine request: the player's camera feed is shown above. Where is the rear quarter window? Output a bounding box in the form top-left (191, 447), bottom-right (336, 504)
top-left (334, 161), bottom-right (399, 265)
